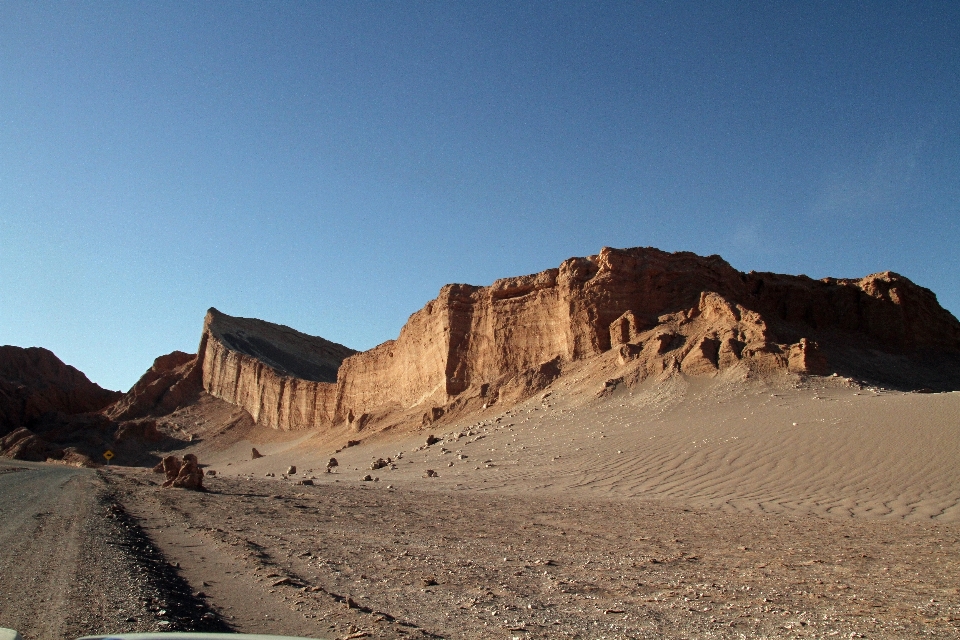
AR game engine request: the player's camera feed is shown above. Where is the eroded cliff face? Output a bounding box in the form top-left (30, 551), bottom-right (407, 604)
top-left (186, 247), bottom-right (960, 432)
top-left (200, 309), bottom-right (355, 430)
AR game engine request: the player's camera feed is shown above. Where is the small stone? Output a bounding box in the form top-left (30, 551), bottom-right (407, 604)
top-left (252, 447), bottom-right (264, 459)
top-left (361, 474), bottom-right (373, 482)
top-left (287, 465), bottom-right (297, 475)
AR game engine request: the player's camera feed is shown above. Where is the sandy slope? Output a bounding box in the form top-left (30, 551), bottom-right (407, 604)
top-left (185, 370), bottom-right (960, 525)
top-left (111, 367), bottom-right (960, 639)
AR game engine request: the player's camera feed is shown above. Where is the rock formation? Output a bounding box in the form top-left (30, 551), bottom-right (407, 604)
top-left (159, 453), bottom-right (204, 490)
top-left (0, 346), bottom-right (124, 463)
top-left (172, 247), bottom-right (959, 434)
top-left (0, 427), bottom-right (58, 461)
top-left (199, 308), bottom-right (356, 429)
top-left (0, 346), bottom-right (121, 437)
top-left (105, 351), bottom-right (202, 421)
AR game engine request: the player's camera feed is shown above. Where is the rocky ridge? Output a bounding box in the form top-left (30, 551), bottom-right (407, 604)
top-left (187, 246), bottom-right (960, 433)
top-left (4, 246), bottom-right (959, 453)
top-left (0, 346), bottom-right (121, 434)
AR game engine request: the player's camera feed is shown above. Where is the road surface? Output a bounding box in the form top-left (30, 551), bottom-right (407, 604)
top-left (0, 460), bottom-right (224, 640)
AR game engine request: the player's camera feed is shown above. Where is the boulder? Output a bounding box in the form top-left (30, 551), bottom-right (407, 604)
top-left (160, 455), bottom-right (182, 486)
top-left (162, 453), bottom-right (204, 490)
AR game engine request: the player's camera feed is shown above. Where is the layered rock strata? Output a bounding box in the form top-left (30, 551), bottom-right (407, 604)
top-left (188, 247), bottom-right (960, 432)
top-left (200, 309), bottom-right (356, 430)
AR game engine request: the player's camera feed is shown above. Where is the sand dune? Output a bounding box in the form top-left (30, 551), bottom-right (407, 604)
top-left (194, 368), bottom-right (960, 524)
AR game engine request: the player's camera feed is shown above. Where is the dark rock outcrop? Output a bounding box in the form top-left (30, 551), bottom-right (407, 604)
top-left (0, 346), bottom-right (120, 437)
top-left (105, 351), bottom-right (202, 421)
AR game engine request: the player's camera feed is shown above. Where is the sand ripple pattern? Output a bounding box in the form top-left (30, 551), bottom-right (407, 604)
top-left (480, 385), bottom-right (960, 522)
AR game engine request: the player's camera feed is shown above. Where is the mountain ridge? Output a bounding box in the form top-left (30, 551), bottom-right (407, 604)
top-left (117, 246), bottom-right (960, 435)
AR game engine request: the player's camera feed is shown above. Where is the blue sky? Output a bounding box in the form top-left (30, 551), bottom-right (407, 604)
top-left (1, 1), bottom-right (958, 391)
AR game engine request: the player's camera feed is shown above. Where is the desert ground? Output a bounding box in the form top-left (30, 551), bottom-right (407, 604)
top-left (11, 369), bottom-right (943, 640)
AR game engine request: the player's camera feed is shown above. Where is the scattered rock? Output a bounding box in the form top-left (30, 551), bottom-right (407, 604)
top-left (205, 469), bottom-right (216, 476)
top-left (361, 474), bottom-right (373, 482)
top-left (251, 448), bottom-right (264, 459)
top-left (423, 469), bottom-right (439, 478)
top-left (286, 465), bottom-right (297, 475)
top-left (425, 435), bottom-right (440, 446)
top-left (297, 479), bottom-right (314, 486)
top-left (0, 427), bottom-right (63, 463)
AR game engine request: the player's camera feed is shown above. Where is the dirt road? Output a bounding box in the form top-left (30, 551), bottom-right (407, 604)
top-left (0, 460), bottom-right (226, 640)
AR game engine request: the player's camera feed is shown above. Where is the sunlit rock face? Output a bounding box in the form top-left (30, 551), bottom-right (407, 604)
top-left (175, 247), bottom-right (960, 431)
top-left (200, 308), bottom-right (355, 430)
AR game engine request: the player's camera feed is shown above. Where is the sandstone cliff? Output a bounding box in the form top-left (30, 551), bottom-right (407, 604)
top-left (200, 309), bottom-right (356, 430)
top-left (186, 247), bottom-right (960, 433)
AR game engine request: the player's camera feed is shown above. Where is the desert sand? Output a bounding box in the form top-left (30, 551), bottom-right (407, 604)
top-left (94, 368), bottom-right (959, 639)
top-left (187, 365), bottom-right (960, 525)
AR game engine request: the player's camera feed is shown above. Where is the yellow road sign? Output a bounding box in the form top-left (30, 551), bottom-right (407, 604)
top-left (103, 450), bottom-right (115, 461)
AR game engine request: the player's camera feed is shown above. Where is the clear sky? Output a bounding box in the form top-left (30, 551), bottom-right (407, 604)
top-left (1, 1), bottom-right (958, 391)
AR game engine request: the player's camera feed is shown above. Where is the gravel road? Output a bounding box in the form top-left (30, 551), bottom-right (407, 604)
top-left (0, 460), bottom-right (227, 640)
